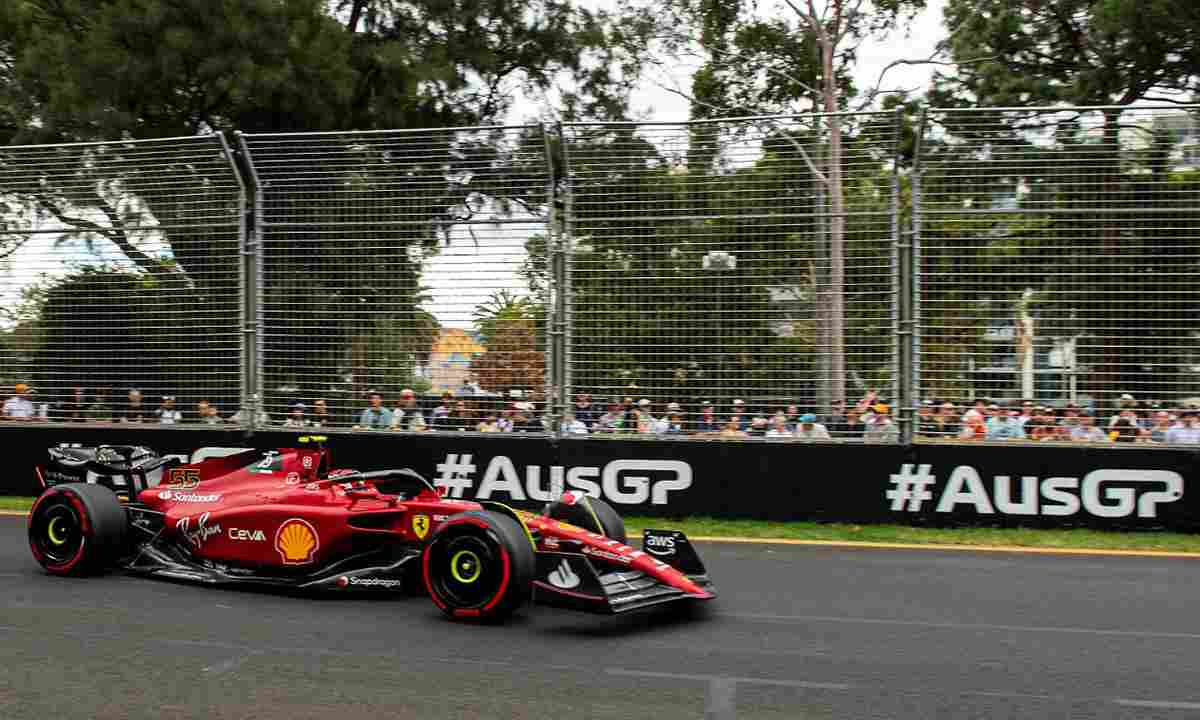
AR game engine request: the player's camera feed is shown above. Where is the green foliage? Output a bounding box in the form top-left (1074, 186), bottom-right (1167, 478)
top-left (0, 0), bottom-right (658, 143)
top-left (934, 0), bottom-right (1200, 107)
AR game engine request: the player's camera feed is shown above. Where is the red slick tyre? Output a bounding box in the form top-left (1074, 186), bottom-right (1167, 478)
top-left (422, 510), bottom-right (534, 621)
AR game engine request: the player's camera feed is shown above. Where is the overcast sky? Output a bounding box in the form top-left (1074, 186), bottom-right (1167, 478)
top-left (422, 0), bottom-right (950, 330)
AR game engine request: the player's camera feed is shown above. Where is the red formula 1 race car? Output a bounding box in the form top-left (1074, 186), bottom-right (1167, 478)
top-left (28, 438), bottom-right (714, 621)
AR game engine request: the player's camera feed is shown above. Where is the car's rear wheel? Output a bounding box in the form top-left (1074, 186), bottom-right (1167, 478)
top-left (422, 511), bottom-right (534, 621)
top-left (28, 483), bottom-right (127, 576)
top-left (544, 492), bottom-right (627, 545)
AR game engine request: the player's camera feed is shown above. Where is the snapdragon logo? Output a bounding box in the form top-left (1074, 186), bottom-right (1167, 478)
top-left (887, 464), bottom-right (1183, 519)
top-left (434, 454), bottom-right (692, 505)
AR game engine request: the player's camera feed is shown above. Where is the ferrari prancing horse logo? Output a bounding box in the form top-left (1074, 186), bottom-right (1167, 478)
top-left (412, 514), bottom-right (430, 540)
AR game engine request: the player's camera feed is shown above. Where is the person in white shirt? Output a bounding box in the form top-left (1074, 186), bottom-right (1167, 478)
top-left (765, 414), bottom-right (794, 439)
top-left (156, 396), bottom-right (182, 424)
top-left (1165, 411), bottom-right (1200, 444)
top-left (560, 411), bottom-right (588, 435)
top-left (2, 383), bottom-right (36, 420)
top-left (792, 413), bottom-right (831, 440)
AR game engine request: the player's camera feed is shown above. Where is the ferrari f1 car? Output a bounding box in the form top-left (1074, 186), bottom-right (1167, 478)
top-left (28, 438), bottom-right (714, 621)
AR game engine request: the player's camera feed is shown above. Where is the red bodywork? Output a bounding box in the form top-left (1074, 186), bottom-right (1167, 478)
top-left (139, 445), bottom-right (713, 601)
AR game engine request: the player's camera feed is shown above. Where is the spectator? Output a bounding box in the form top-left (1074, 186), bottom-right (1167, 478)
top-left (432, 400), bottom-right (464, 431)
top-left (357, 390), bottom-right (393, 430)
top-left (718, 418), bottom-right (747, 438)
top-left (281, 401), bottom-right (312, 429)
top-left (1149, 411), bottom-right (1174, 443)
top-left (118, 389), bottom-right (152, 423)
top-left (1110, 414), bottom-right (1144, 443)
top-left (863, 404), bottom-right (899, 443)
top-left (560, 411), bottom-right (588, 435)
top-left (1059, 404), bottom-right (1079, 430)
top-left (511, 402), bottom-right (543, 433)
top-left (985, 409), bottom-right (1026, 441)
top-left (925, 401), bottom-right (960, 438)
top-left (2, 383), bottom-right (36, 420)
top-left (87, 385), bottom-right (116, 422)
top-left (1015, 400), bottom-right (1036, 431)
top-left (837, 408), bottom-right (868, 440)
top-left (196, 400), bottom-right (222, 425)
top-left (573, 392), bottom-right (599, 429)
top-left (432, 392), bottom-right (454, 423)
top-left (793, 413), bottom-right (831, 441)
top-left (310, 399), bottom-right (333, 428)
top-left (661, 403), bottom-right (686, 434)
top-left (747, 415), bottom-right (769, 437)
top-left (227, 404), bottom-right (271, 425)
top-left (477, 412), bottom-right (501, 432)
top-left (156, 396), bottom-right (182, 425)
top-left (595, 401), bottom-right (624, 433)
top-left (820, 399), bottom-right (847, 429)
top-left (692, 401), bottom-right (721, 434)
top-left (56, 386), bottom-right (88, 422)
top-left (729, 398), bottom-right (749, 431)
top-left (1070, 411), bottom-right (1110, 442)
top-left (1165, 410), bottom-right (1200, 444)
top-left (1108, 393), bottom-right (1139, 427)
top-left (765, 414), bottom-right (794, 439)
top-left (915, 400), bottom-right (938, 437)
top-left (958, 409), bottom-right (986, 440)
top-left (783, 404), bottom-right (801, 431)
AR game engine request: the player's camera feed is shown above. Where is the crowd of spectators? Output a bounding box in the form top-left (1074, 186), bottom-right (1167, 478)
top-left (6, 381), bottom-right (1200, 445)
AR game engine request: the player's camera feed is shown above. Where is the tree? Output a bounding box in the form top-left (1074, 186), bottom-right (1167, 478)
top-left (656, 0), bottom-right (925, 407)
top-left (934, 0), bottom-right (1200, 109)
top-left (0, 0), bottom-right (659, 143)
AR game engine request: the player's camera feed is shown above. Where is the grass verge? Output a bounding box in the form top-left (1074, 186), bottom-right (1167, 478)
top-left (3, 496), bottom-right (1197, 553)
top-left (625, 516), bottom-right (1200, 553)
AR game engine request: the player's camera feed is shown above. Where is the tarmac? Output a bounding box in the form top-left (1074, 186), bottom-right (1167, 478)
top-left (2, 514), bottom-right (1200, 719)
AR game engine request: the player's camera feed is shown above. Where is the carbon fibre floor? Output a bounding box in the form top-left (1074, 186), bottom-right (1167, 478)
top-left (3, 515), bottom-right (1200, 719)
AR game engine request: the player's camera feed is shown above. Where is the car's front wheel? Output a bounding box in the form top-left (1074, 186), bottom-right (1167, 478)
top-left (28, 483), bottom-right (127, 576)
top-left (422, 510), bottom-right (534, 621)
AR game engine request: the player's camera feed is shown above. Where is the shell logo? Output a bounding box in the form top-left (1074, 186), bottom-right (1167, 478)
top-left (275, 518), bottom-right (320, 565)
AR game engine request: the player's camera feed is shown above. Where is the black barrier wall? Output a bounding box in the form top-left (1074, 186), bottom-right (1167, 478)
top-left (3, 426), bottom-right (1199, 532)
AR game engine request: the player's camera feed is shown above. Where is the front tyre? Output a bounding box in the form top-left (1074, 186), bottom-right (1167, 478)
top-left (545, 492), bottom-right (627, 545)
top-left (28, 483), bottom-right (127, 576)
top-left (422, 511), bottom-right (534, 621)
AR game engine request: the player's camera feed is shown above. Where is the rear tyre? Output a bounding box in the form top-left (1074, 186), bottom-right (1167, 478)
top-left (28, 483), bottom-right (127, 576)
top-left (422, 511), bottom-right (534, 621)
top-left (544, 493), bottom-right (627, 545)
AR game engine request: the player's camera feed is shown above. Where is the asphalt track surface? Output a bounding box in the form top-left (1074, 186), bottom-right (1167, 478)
top-left (4, 515), bottom-right (1200, 720)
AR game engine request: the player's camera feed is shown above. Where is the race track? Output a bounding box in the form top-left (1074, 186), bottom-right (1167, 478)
top-left (3, 514), bottom-right (1200, 719)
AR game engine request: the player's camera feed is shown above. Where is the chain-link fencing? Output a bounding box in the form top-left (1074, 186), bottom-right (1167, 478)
top-left (559, 114), bottom-right (902, 439)
top-left (0, 135), bottom-right (245, 427)
top-left (237, 126), bottom-right (552, 433)
top-left (914, 105), bottom-right (1200, 443)
top-left (5, 105), bottom-right (1200, 445)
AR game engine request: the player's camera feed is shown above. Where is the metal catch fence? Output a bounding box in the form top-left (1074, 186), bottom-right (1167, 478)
top-left (560, 114), bottom-right (901, 439)
top-left (5, 105), bottom-right (1200, 445)
top-left (914, 106), bottom-right (1200, 443)
top-left (237, 126), bottom-right (552, 433)
top-left (0, 136), bottom-right (245, 427)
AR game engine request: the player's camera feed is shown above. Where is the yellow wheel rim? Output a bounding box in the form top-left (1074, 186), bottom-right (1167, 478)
top-left (450, 549), bottom-right (482, 584)
top-left (47, 516), bottom-right (67, 546)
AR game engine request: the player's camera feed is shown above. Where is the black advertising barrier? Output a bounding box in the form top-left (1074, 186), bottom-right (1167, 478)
top-left (3, 426), bottom-right (1200, 531)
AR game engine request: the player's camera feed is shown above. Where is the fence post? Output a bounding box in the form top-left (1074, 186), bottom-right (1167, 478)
top-left (232, 132), bottom-right (262, 433)
top-left (907, 108), bottom-right (929, 443)
top-left (890, 108), bottom-right (911, 443)
top-left (546, 124), bottom-right (568, 438)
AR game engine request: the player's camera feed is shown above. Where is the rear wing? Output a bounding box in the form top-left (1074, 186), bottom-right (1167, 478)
top-left (39, 445), bottom-right (181, 500)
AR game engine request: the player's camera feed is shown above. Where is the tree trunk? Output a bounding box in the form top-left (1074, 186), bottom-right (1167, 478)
top-left (822, 36), bottom-right (846, 405)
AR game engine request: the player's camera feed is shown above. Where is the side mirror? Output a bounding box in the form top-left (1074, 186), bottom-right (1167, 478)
top-left (435, 485), bottom-right (448, 498)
